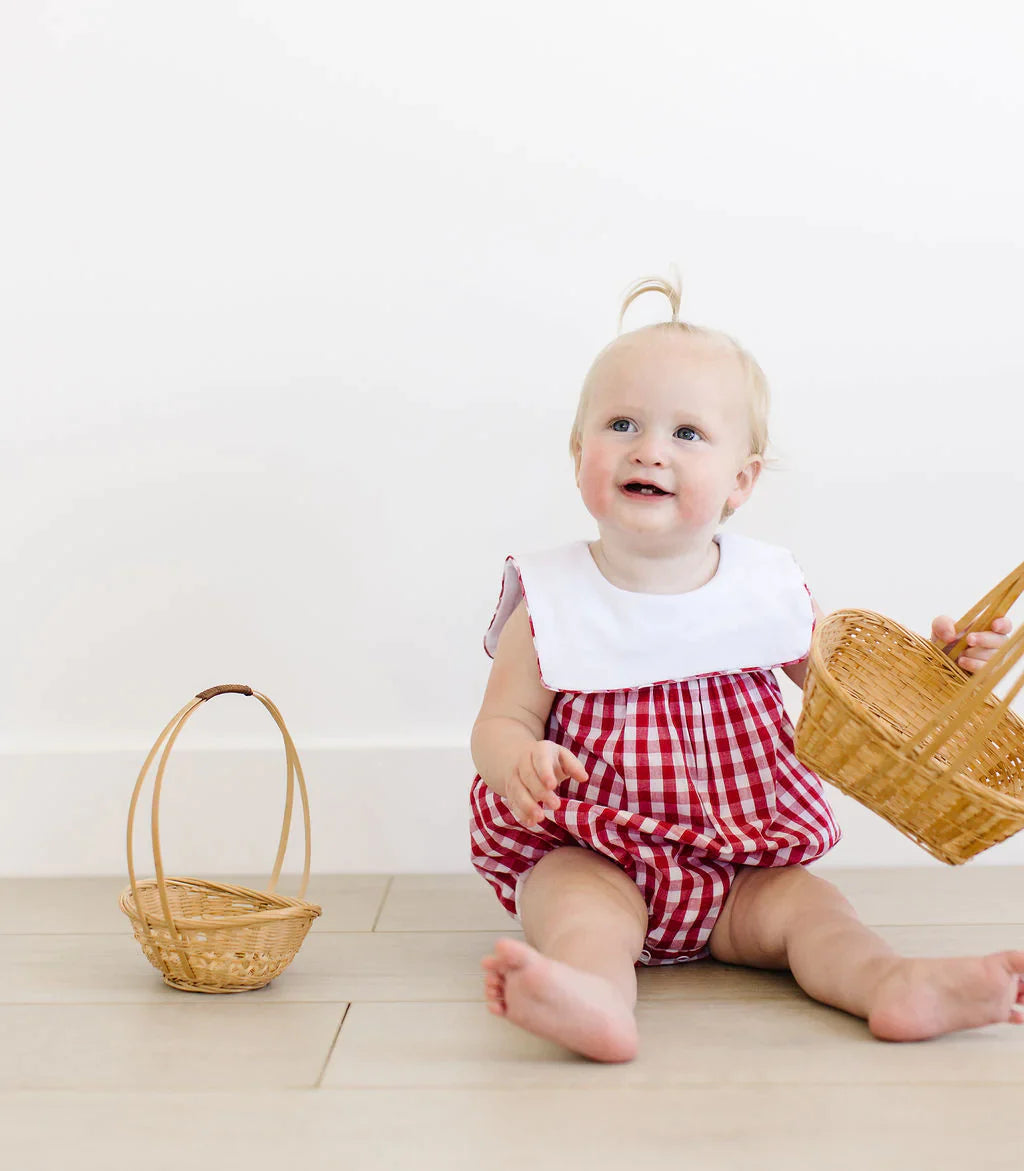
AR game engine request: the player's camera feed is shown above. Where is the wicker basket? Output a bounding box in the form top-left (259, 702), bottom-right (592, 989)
top-left (119, 684), bottom-right (322, 992)
top-left (795, 559), bottom-right (1024, 864)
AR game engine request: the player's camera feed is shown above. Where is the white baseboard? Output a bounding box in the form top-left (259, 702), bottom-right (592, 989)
top-left (3, 745), bottom-right (1023, 876)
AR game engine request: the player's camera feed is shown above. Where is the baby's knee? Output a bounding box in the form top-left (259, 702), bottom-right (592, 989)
top-left (748, 865), bottom-right (856, 920)
top-left (531, 846), bottom-right (643, 902)
top-left (712, 865), bottom-right (850, 966)
top-left (519, 847), bottom-right (648, 937)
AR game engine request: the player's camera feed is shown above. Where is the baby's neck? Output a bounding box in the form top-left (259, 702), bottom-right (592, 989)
top-left (588, 535), bottom-right (721, 595)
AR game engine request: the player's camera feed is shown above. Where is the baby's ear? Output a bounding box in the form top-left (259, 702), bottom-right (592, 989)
top-left (571, 443), bottom-right (582, 485)
top-left (744, 454), bottom-right (764, 486)
top-left (735, 455), bottom-right (762, 496)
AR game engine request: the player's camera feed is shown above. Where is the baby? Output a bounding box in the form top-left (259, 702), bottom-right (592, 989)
top-left (469, 274), bottom-right (1021, 1062)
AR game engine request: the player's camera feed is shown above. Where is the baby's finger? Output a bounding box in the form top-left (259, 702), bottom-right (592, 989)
top-left (930, 615), bottom-right (959, 645)
top-left (558, 747), bottom-right (589, 783)
top-left (531, 770), bottom-right (561, 811)
top-left (529, 747), bottom-right (560, 790)
top-left (522, 757), bottom-right (559, 807)
top-left (513, 801), bottom-right (544, 828)
top-left (507, 773), bottom-right (544, 827)
top-left (990, 617), bottom-right (1013, 636)
top-left (956, 650), bottom-right (1001, 673)
top-left (536, 778), bottom-right (561, 813)
top-left (965, 631), bottom-right (1007, 652)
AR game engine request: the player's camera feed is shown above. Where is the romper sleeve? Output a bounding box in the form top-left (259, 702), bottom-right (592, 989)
top-left (483, 556), bottom-right (525, 659)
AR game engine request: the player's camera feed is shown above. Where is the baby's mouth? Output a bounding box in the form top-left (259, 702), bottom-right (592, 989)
top-left (621, 481), bottom-right (673, 497)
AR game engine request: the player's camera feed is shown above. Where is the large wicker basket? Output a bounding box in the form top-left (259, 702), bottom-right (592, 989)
top-left (119, 684), bottom-right (322, 992)
top-left (795, 559), bottom-right (1024, 864)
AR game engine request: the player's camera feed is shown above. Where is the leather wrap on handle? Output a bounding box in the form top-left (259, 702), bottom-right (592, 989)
top-left (196, 684), bottom-right (254, 701)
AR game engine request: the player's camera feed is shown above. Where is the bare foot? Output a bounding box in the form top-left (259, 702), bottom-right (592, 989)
top-left (480, 937), bottom-right (638, 1062)
top-left (868, 950), bottom-right (1024, 1042)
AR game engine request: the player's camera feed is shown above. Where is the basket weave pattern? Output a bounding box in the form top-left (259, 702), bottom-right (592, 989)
top-left (119, 685), bottom-right (322, 992)
top-left (795, 560), bottom-right (1024, 864)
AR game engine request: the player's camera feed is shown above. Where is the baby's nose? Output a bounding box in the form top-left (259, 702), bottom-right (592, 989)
top-left (631, 438), bottom-right (668, 465)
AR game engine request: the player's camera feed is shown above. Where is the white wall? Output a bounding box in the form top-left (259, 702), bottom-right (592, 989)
top-left (3, 2), bottom-right (1024, 876)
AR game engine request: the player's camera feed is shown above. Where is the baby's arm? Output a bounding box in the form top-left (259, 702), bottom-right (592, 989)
top-left (471, 601), bottom-right (588, 828)
top-left (780, 598), bottom-right (826, 690)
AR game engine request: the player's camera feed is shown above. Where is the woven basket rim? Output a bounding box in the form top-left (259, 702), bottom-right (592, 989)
top-left (808, 608), bottom-right (1024, 816)
top-left (814, 607), bottom-right (972, 673)
top-left (118, 876), bottom-right (322, 930)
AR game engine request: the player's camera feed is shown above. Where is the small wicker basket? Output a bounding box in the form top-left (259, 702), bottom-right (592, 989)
top-left (795, 558), bottom-right (1024, 864)
top-left (119, 684), bottom-right (322, 992)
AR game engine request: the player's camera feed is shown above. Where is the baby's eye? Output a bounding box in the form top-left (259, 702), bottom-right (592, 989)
top-left (610, 418), bottom-right (636, 433)
top-left (675, 426), bottom-right (701, 442)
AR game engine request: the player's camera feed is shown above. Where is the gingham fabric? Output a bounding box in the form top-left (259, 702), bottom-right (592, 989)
top-left (469, 543), bottom-right (842, 965)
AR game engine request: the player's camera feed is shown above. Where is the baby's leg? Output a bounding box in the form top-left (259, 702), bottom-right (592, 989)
top-left (708, 865), bottom-right (1024, 1041)
top-left (481, 846), bottom-right (647, 1062)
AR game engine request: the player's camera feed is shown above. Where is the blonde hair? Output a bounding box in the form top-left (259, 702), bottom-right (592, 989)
top-left (569, 272), bottom-right (774, 522)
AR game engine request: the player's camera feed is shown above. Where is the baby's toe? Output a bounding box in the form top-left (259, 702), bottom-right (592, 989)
top-left (493, 937), bottom-right (535, 970)
top-left (483, 975), bottom-right (507, 1015)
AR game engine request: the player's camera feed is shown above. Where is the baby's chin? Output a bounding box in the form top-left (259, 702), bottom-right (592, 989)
top-left (592, 516), bottom-right (722, 547)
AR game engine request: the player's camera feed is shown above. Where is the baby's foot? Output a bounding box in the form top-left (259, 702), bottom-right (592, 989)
top-left (867, 950), bottom-right (1024, 1042)
top-left (480, 937), bottom-right (638, 1062)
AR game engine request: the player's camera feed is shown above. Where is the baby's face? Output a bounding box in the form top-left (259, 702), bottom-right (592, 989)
top-left (575, 329), bottom-right (761, 542)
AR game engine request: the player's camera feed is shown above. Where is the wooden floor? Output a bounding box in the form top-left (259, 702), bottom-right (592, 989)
top-left (3, 867), bottom-right (1024, 1170)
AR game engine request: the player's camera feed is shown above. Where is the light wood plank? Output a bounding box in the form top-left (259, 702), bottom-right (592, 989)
top-left (0, 1003), bottom-right (346, 1090)
top-left (323, 999), bottom-right (1024, 1088)
top-left (2, 1086), bottom-right (1022, 1171)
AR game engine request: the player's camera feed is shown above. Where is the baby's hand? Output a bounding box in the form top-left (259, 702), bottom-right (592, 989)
top-left (505, 741), bottom-right (588, 829)
top-left (930, 615), bottom-right (1014, 674)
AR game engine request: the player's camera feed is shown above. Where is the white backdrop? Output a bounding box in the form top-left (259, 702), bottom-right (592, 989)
top-left (3, 2), bottom-right (1024, 876)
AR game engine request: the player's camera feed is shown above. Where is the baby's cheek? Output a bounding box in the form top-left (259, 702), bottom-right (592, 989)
top-left (675, 484), bottom-right (721, 525)
top-left (577, 463), bottom-right (612, 515)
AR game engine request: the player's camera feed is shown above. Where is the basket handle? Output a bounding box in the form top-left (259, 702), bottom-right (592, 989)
top-left (125, 686), bottom-right (313, 964)
top-left (905, 558), bottom-right (1024, 764)
top-left (196, 684), bottom-right (254, 700)
top-left (941, 558), bottom-right (1024, 667)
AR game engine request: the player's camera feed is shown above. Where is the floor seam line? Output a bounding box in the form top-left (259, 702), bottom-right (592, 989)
top-left (313, 1003), bottom-right (350, 1089)
top-left (370, 876), bottom-right (394, 932)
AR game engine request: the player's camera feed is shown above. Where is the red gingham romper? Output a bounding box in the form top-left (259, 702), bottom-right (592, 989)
top-left (469, 533), bottom-right (841, 965)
